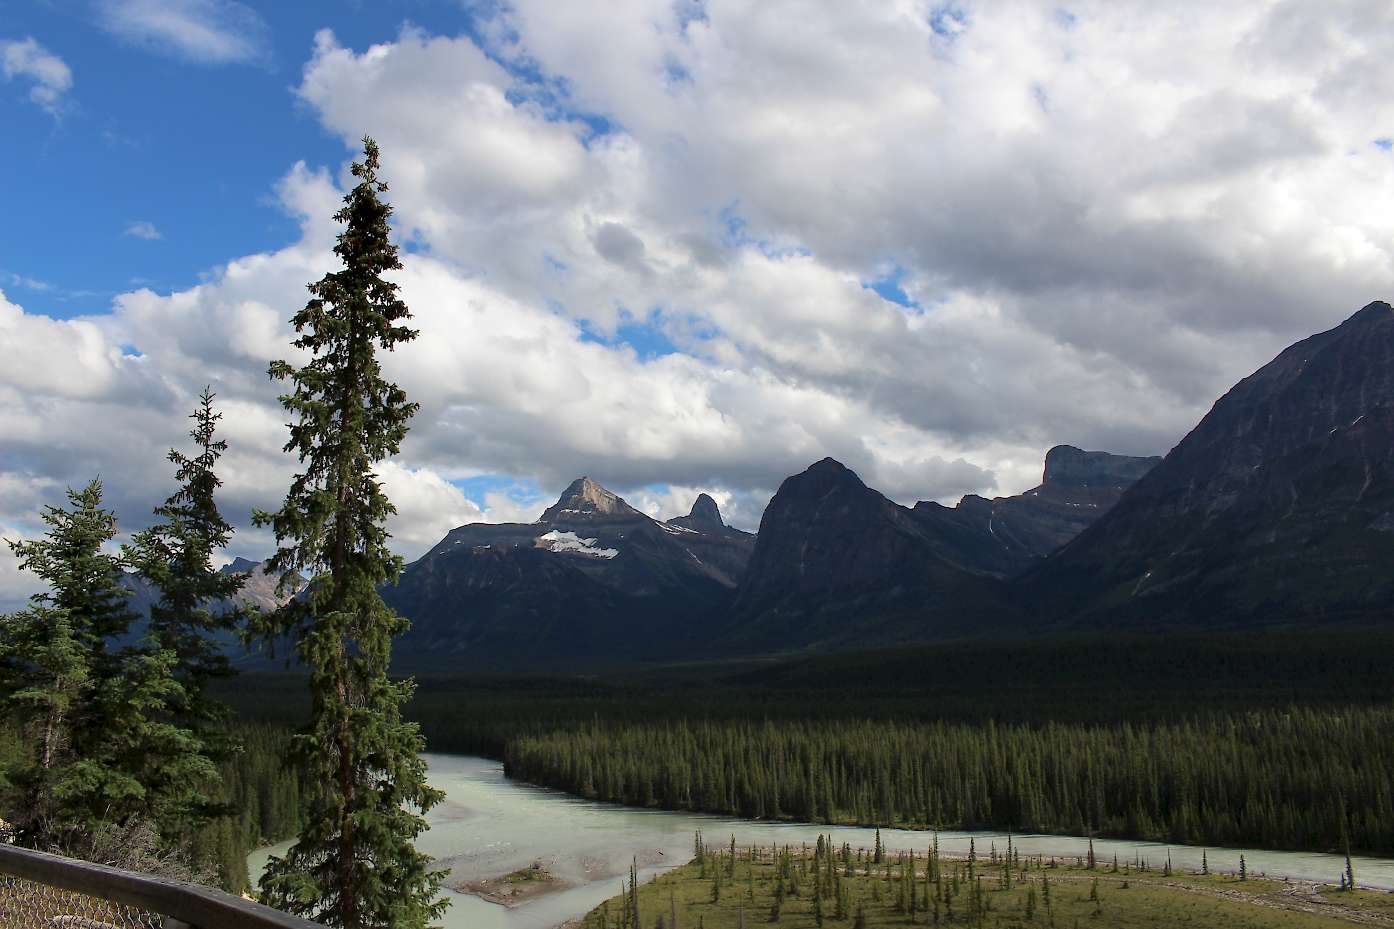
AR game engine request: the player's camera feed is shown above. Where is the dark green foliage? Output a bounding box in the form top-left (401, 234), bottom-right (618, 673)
top-left (503, 708), bottom-right (1394, 856)
top-left (0, 481), bottom-right (183, 861)
top-left (252, 137), bottom-right (445, 929)
top-left (187, 723), bottom-right (305, 891)
top-left (221, 631), bottom-right (1394, 862)
top-left (125, 389), bottom-right (248, 844)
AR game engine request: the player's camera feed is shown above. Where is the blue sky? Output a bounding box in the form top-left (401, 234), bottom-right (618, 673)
top-left (2, 2), bottom-right (494, 317)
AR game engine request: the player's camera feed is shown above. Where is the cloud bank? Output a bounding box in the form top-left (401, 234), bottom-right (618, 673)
top-left (4, 1), bottom-right (1394, 608)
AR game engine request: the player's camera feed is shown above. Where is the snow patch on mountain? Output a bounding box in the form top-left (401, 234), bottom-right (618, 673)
top-left (538, 529), bottom-right (619, 559)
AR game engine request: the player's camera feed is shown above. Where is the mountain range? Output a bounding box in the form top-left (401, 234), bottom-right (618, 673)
top-left (381, 478), bottom-right (756, 664)
top-left (1024, 299), bottom-right (1394, 628)
top-left (132, 301), bottom-right (1391, 668)
top-left (381, 443), bottom-right (1160, 664)
top-left (377, 300), bottom-right (1394, 666)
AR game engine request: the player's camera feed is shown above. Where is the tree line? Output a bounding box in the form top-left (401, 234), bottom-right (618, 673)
top-left (0, 137), bottom-right (444, 928)
top-left (503, 710), bottom-right (1394, 855)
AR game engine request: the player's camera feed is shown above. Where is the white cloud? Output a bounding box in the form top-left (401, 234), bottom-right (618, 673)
top-left (96, 0), bottom-right (270, 65)
top-left (0, 524), bottom-right (40, 612)
top-left (1, 37), bottom-right (73, 115)
top-left (124, 220), bottom-right (162, 241)
top-left (6, 4), bottom-right (1394, 577)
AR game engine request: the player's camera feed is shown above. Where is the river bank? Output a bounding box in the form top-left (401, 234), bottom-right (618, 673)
top-left (249, 755), bottom-right (1394, 929)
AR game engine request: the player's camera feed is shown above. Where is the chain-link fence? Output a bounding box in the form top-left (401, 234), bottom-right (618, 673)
top-left (0, 843), bottom-right (323, 929)
top-left (0, 872), bottom-right (164, 928)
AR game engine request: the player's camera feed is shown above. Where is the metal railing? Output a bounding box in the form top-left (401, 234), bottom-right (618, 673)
top-left (0, 843), bottom-right (322, 929)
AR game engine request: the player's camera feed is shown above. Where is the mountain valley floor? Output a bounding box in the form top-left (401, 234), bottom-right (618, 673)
top-left (581, 844), bottom-right (1394, 929)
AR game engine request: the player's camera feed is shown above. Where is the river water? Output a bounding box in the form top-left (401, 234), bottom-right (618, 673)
top-left (248, 754), bottom-right (1394, 929)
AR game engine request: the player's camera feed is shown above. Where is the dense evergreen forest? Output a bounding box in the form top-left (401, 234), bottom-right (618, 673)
top-left (222, 630), bottom-right (1394, 859)
top-left (192, 724), bottom-right (304, 890)
top-left (0, 721), bottom-right (301, 892)
top-left (503, 709), bottom-right (1394, 855)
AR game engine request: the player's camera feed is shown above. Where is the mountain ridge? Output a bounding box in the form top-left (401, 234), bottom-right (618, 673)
top-left (1024, 299), bottom-right (1394, 628)
top-left (376, 300), bottom-right (1394, 668)
top-left (384, 480), bottom-right (756, 666)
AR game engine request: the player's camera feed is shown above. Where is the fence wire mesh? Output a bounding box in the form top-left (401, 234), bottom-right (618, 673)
top-left (0, 872), bottom-right (165, 928)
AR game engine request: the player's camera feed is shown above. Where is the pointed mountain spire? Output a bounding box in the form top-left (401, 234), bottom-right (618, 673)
top-left (540, 476), bottom-right (643, 522)
top-left (687, 493), bottom-right (725, 528)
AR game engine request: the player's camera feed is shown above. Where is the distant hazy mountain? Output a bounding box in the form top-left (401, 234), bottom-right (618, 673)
top-left (384, 477), bottom-right (755, 665)
top-left (116, 557), bottom-right (303, 662)
top-left (120, 556), bottom-right (304, 619)
top-left (1026, 300), bottom-right (1394, 628)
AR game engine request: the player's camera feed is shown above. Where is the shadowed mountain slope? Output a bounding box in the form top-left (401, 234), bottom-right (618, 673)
top-left (1026, 300), bottom-right (1394, 628)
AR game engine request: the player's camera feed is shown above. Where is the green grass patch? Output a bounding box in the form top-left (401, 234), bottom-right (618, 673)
top-left (583, 844), bottom-right (1393, 929)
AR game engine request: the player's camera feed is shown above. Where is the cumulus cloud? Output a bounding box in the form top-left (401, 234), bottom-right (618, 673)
top-left (124, 220), bottom-right (162, 240)
top-left (7, 3), bottom-right (1394, 604)
top-left (0, 525), bottom-right (39, 612)
top-left (1, 37), bottom-right (73, 115)
top-left (289, 8), bottom-right (1394, 461)
top-left (96, 0), bottom-right (270, 65)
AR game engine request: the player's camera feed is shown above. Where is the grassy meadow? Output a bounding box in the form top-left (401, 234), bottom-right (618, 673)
top-left (581, 840), bottom-right (1394, 929)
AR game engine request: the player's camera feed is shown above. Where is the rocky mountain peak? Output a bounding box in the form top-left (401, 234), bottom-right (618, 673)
top-left (779, 457), bottom-right (864, 499)
top-left (686, 493), bottom-right (725, 528)
top-left (1028, 298), bottom-right (1394, 627)
top-left (1041, 445), bottom-right (1162, 490)
top-left (540, 476), bottom-right (643, 522)
top-left (808, 456), bottom-right (851, 474)
top-left (221, 556), bottom-right (261, 575)
top-left (1344, 300), bottom-right (1393, 327)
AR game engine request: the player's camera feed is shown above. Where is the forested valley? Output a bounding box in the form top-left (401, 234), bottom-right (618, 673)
top-left (217, 629), bottom-right (1394, 865)
top-left (503, 709), bottom-right (1393, 855)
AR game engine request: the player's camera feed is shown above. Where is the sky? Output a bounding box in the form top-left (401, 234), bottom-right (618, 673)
top-left (2, 0), bottom-right (1394, 607)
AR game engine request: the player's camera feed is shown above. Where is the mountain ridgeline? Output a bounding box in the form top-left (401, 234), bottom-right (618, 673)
top-left (1026, 299), bottom-right (1394, 627)
top-left (384, 450), bottom-right (1155, 664)
top-left (722, 445), bottom-right (1160, 651)
top-left (383, 301), bottom-right (1394, 666)
top-left (382, 478), bottom-right (756, 666)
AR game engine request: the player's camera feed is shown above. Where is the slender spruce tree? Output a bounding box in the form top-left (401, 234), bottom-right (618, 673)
top-left (253, 137), bottom-right (447, 929)
top-left (126, 388), bottom-right (248, 845)
top-left (1339, 796), bottom-right (1357, 891)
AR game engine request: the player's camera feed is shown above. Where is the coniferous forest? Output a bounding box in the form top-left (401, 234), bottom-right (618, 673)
top-left (208, 631), bottom-right (1394, 865)
top-left (501, 709), bottom-right (1394, 856)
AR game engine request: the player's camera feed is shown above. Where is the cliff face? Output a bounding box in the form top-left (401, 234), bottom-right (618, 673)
top-left (1027, 301), bottom-right (1394, 628)
top-left (910, 445), bottom-right (1161, 577)
top-left (724, 458), bottom-right (1019, 649)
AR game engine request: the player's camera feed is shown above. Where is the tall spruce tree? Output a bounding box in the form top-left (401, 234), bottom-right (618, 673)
top-left (0, 481), bottom-right (177, 858)
top-left (253, 137), bottom-right (447, 929)
top-left (126, 388), bottom-right (247, 844)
